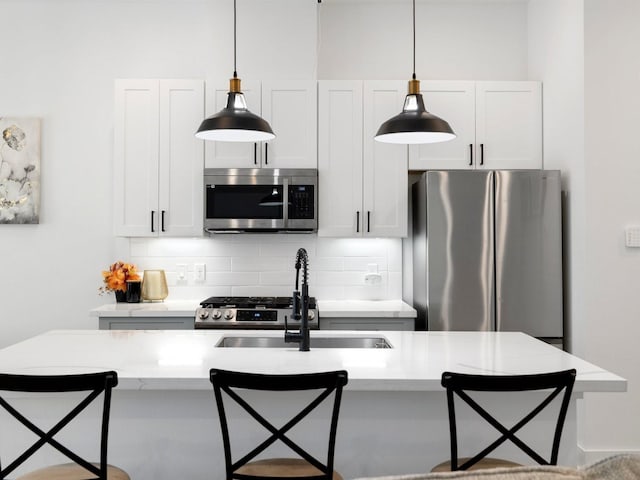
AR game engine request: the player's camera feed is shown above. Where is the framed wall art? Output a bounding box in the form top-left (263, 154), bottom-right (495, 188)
top-left (0, 117), bottom-right (41, 224)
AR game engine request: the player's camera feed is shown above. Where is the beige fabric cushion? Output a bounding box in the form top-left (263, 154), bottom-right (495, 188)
top-left (350, 454), bottom-right (640, 480)
top-left (582, 454), bottom-right (640, 480)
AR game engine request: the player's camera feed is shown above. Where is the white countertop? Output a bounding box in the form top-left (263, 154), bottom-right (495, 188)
top-left (90, 300), bottom-right (199, 317)
top-left (90, 299), bottom-right (416, 318)
top-left (0, 330), bottom-right (625, 393)
top-left (317, 299), bottom-right (416, 318)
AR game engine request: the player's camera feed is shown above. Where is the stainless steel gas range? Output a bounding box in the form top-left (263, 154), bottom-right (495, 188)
top-left (195, 296), bottom-right (319, 329)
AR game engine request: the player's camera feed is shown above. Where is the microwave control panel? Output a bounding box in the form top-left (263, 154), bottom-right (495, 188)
top-left (288, 185), bottom-right (315, 219)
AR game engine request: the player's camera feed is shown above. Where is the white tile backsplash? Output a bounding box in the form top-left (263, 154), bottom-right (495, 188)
top-left (129, 236), bottom-right (402, 301)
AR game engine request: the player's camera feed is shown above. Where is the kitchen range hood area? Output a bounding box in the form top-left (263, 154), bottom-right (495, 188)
top-left (1, 0), bottom-right (639, 476)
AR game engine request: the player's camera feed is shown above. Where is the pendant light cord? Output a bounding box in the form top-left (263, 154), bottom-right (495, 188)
top-left (412, 0), bottom-right (416, 80)
top-left (233, 0), bottom-right (237, 78)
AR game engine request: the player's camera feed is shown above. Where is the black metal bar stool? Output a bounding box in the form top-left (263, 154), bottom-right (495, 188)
top-left (209, 369), bottom-right (348, 480)
top-left (432, 369), bottom-right (576, 472)
top-left (0, 371), bottom-right (130, 480)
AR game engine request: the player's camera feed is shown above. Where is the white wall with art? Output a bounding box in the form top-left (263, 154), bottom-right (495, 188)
top-left (0, 118), bottom-right (40, 224)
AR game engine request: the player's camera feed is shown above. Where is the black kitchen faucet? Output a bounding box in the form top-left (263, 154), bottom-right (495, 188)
top-left (284, 248), bottom-right (310, 351)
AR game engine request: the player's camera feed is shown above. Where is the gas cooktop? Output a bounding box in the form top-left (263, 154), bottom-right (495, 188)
top-left (200, 296), bottom-right (317, 309)
top-left (195, 295), bottom-right (318, 329)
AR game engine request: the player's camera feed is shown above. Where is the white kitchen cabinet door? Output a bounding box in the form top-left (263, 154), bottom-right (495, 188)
top-left (363, 81), bottom-right (408, 237)
top-left (408, 81), bottom-right (542, 171)
top-left (408, 81), bottom-right (476, 170)
top-left (318, 81), bottom-right (363, 237)
top-left (261, 80), bottom-right (317, 168)
top-left (475, 81), bottom-right (542, 170)
top-left (318, 80), bottom-right (408, 238)
top-left (205, 80), bottom-right (317, 169)
top-left (204, 80), bottom-right (262, 168)
top-left (114, 80), bottom-right (160, 237)
top-left (158, 80), bottom-right (204, 236)
top-left (114, 79), bottom-right (204, 237)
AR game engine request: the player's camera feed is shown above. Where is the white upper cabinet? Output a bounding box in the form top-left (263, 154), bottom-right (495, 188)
top-left (114, 79), bottom-right (204, 237)
top-left (318, 81), bottom-right (364, 237)
top-left (205, 80), bottom-right (317, 169)
top-left (409, 81), bottom-right (542, 170)
top-left (475, 81), bottom-right (542, 170)
top-left (318, 80), bottom-right (408, 238)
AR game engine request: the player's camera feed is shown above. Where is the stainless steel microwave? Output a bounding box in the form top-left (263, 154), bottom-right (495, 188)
top-left (203, 168), bottom-right (318, 233)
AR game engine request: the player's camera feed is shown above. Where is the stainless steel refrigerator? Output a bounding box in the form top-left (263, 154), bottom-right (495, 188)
top-left (412, 170), bottom-right (563, 345)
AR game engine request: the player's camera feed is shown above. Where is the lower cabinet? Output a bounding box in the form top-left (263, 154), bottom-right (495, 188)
top-left (98, 317), bottom-right (195, 330)
top-left (319, 317), bottom-right (415, 331)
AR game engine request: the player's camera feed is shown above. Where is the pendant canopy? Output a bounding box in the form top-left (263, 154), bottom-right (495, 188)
top-left (195, 0), bottom-right (275, 143)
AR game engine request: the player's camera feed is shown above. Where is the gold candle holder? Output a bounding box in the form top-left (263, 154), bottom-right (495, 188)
top-left (141, 270), bottom-right (169, 301)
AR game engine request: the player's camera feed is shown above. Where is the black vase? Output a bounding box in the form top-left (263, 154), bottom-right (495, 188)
top-left (114, 290), bottom-right (127, 303)
top-left (126, 281), bottom-right (142, 303)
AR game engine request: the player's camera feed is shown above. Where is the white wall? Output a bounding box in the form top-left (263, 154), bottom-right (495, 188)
top-left (580, 0), bottom-right (640, 461)
top-left (318, 0), bottom-right (529, 80)
top-left (527, 1), bottom-right (585, 351)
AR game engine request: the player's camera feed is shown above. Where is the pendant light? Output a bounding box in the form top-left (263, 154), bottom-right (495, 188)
top-left (195, 0), bottom-right (275, 142)
top-left (375, 0), bottom-right (455, 144)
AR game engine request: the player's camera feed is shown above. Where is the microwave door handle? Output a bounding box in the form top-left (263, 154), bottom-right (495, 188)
top-left (282, 178), bottom-right (289, 227)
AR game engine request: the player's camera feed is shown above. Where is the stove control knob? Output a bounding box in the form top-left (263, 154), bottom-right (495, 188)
top-left (211, 309), bottom-right (222, 320)
top-left (223, 309), bottom-right (235, 320)
top-left (307, 311), bottom-right (315, 321)
top-left (198, 310), bottom-right (210, 320)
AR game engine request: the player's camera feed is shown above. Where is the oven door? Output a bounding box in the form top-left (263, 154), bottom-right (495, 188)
top-left (204, 169), bottom-right (286, 232)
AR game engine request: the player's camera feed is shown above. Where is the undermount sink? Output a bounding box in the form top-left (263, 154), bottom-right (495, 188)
top-left (215, 336), bottom-right (393, 349)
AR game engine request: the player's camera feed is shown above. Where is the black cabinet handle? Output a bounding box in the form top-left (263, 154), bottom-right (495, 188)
top-left (161, 210), bottom-right (166, 232)
top-left (151, 211), bottom-right (155, 233)
top-left (367, 211), bottom-right (371, 233)
top-left (356, 211), bottom-right (360, 233)
top-left (469, 144), bottom-right (473, 166)
top-left (254, 143), bottom-right (257, 165)
top-left (480, 143), bottom-right (484, 166)
top-left (265, 143), bottom-right (268, 165)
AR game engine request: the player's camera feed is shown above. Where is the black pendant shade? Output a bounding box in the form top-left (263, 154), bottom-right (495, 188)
top-left (195, 89), bottom-right (275, 142)
top-left (375, 82), bottom-right (456, 144)
top-left (195, 0), bottom-right (275, 143)
top-left (375, 0), bottom-right (456, 145)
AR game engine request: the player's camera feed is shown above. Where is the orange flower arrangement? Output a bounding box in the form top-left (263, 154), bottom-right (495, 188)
top-left (99, 261), bottom-right (141, 294)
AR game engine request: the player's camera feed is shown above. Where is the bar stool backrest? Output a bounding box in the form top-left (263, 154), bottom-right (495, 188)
top-left (441, 369), bottom-right (577, 471)
top-left (210, 369), bottom-right (348, 480)
top-left (0, 371), bottom-right (118, 480)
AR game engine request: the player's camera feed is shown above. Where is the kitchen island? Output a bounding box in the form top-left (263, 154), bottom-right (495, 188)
top-left (0, 330), bottom-right (625, 480)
